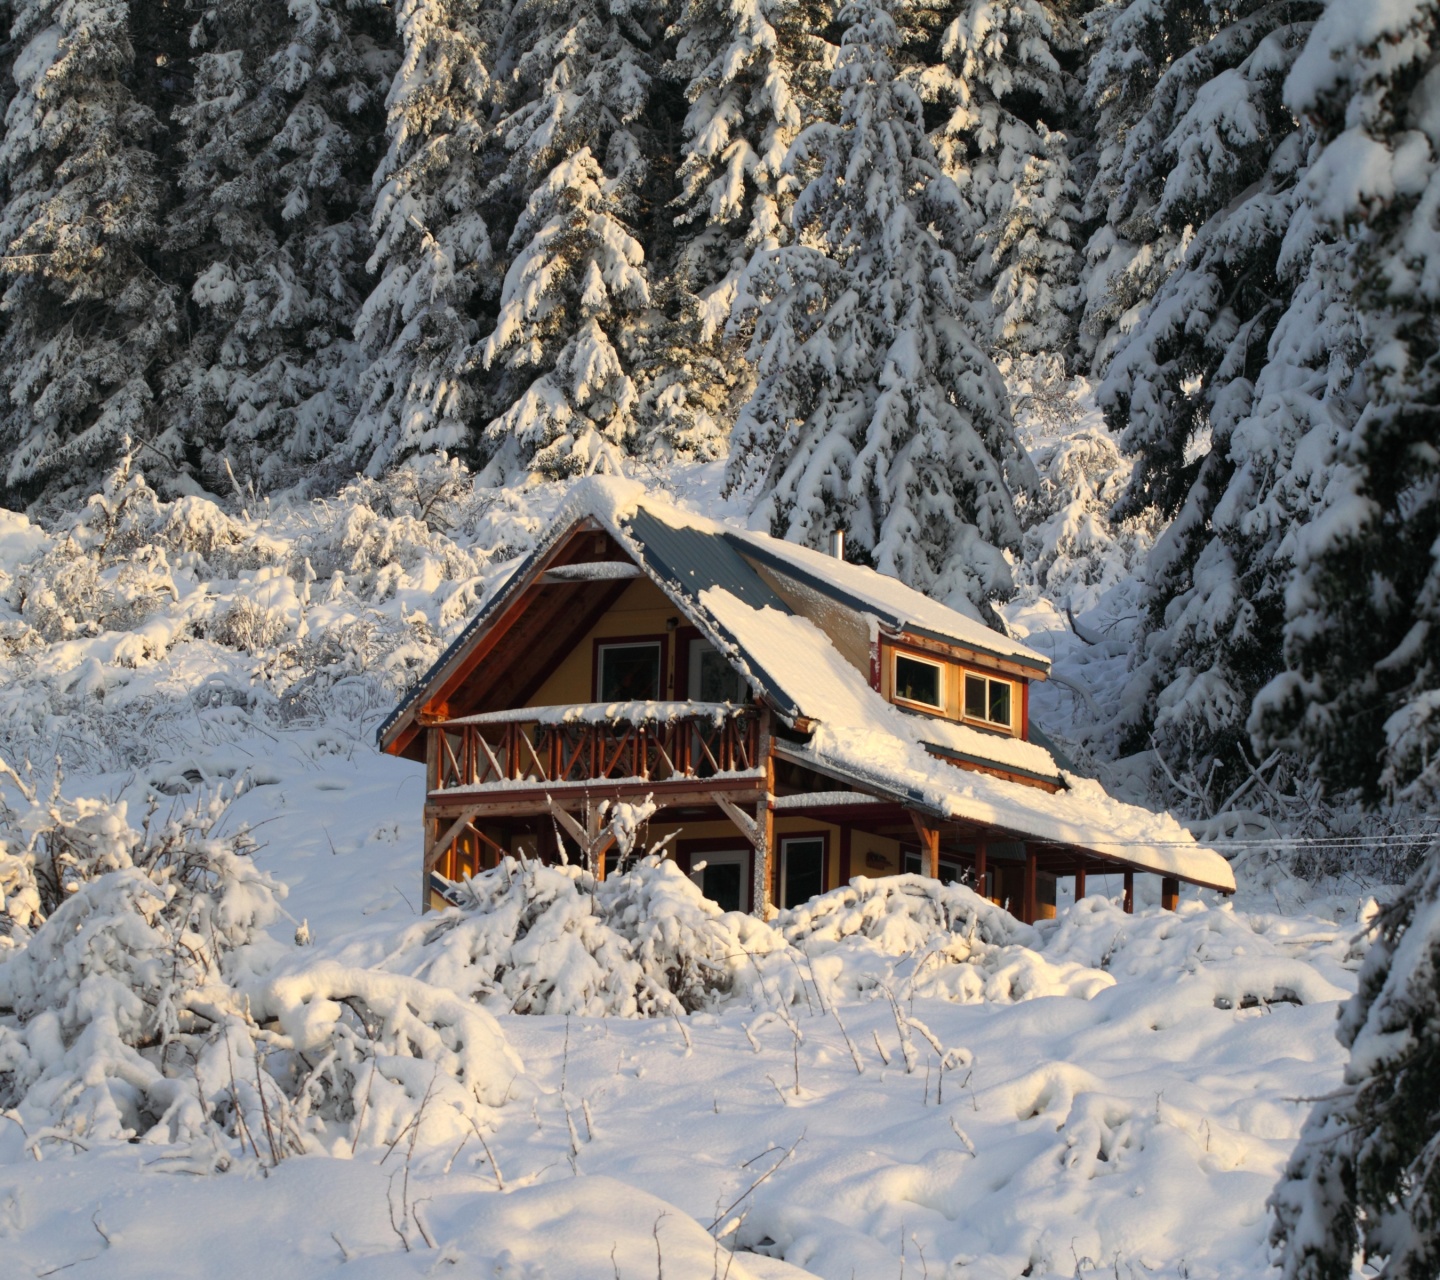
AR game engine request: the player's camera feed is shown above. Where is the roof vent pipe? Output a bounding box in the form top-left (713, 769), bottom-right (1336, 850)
top-left (828, 530), bottom-right (845, 561)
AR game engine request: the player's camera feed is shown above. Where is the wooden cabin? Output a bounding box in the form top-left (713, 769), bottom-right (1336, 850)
top-left (377, 479), bottom-right (1235, 922)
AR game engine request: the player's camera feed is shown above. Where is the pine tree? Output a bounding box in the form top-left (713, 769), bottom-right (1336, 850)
top-left (165, 0), bottom-right (393, 494)
top-left (1271, 852), bottom-right (1440, 1280)
top-left (729, 0), bottom-right (1029, 607)
top-left (913, 0), bottom-right (1084, 357)
top-left (473, 0), bottom-right (665, 477)
top-left (1252, 0), bottom-right (1440, 799)
top-left (1077, 0), bottom-right (1213, 371)
top-left (348, 0), bottom-right (499, 476)
top-left (475, 149), bottom-right (651, 477)
top-left (650, 0), bottom-right (832, 459)
top-left (1090, 0), bottom-right (1338, 785)
top-left (0, 0), bottom-right (184, 507)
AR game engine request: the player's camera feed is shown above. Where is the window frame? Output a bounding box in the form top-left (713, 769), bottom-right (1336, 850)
top-left (962, 670), bottom-right (1016, 731)
top-left (891, 650), bottom-right (947, 712)
top-left (593, 636), bottom-right (667, 703)
top-left (779, 833), bottom-right (828, 909)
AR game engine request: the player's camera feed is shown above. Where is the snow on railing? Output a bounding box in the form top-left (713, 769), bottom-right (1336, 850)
top-left (430, 703), bottom-right (760, 790)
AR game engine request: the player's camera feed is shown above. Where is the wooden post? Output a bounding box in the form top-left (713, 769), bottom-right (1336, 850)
top-left (910, 812), bottom-right (941, 881)
top-left (754, 713), bottom-right (776, 918)
top-left (839, 824), bottom-right (852, 885)
top-left (975, 840), bottom-right (988, 899)
top-left (1161, 875), bottom-right (1180, 911)
top-left (1123, 870), bottom-right (1134, 914)
top-left (1023, 846), bottom-right (1037, 924)
top-left (1074, 863), bottom-right (1086, 902)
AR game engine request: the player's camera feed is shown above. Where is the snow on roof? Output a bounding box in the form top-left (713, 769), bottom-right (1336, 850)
top-left (697, 583), bottom-right (1232, 891)
top-left (728, 528), bottom-right (1049, 671)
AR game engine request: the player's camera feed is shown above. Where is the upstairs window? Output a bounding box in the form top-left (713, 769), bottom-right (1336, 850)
top-left (894, 653), bottom-right (944, 710)
top-left (964, 673), bottom-right (1013, 729)
top-left (597, 642), bottom-right (662, 702)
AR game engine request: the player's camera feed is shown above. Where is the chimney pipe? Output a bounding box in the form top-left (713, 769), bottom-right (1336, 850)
top-left (828, 529), bottom-right (845, 561)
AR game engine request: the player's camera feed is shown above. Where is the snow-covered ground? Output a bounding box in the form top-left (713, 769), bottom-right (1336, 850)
top-left (0, 721), bottom-right (1369, 1279)
top-left (0, 437), bottom-right (1375, 1279)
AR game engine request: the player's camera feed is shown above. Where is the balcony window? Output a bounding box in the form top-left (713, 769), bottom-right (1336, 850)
top-left (894, 653), bottom-right (943, 709)
top-left (964, 673), bottom-right (1013, 729)
top-left (597, 642), bottom-right (662, 702)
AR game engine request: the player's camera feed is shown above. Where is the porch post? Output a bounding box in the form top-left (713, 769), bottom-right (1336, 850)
top-left (975, 840), bottom-right (988, 899)
top-left (1161, 875), bottom-right (1180, 911)
top-left (1023, 846), bottom-right (1037, 924)
top-left (1123, 870), bottom-right (1134, 914)
top-left (754, 711), bottom-right (776, 918)
top-left (910, 812), bottom-right (941, 881)
top-left (1074, 863), bottom-right (1086, 902)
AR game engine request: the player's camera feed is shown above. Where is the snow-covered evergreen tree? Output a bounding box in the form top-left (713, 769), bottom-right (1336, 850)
top-left (1271, 852), bottom-right (1440, 1280)
top-left (1252, 0), bottom-right (1440, 799)
top-left (476, 150), bottom-right (651, 477)
top-left (348, 0), bottom-right (499, 476)
top-left (729, 0), bottom-right (1029, 607)
top-left (0, 0), bottom-right (183, 506)
top-left (473, 0), bottom-right (663, 477)
top-left (166, 0), bottom-right (393, 493)
top-left (912, 0), bottom-right (1083, 357)
top-left (1097, 0), bottom-right (1322, 520)
top-left (650, 0), bottom-right (833, 459)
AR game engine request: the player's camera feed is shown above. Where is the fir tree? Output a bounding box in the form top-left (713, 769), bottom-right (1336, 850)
top-left (473, 0), bottom-right (662, 477)
top-left (0, 0), bottom-right (184, 507)
top-left (476, 149), bottom-right (651, 477)
top-left (1252, 0), bottom-right (1440, 799)
top-left (1271, 851), bottom-right (1440, 1280)
top-left (1092, 0), bottom-right (1337, 785)
top-left (348, 0), bottom-right (499, 476)
top-left (165, 0), bottom-right (393, 493)
top-left (913, 0), bottom-right (1084, 357)
top-left (729, 0), bottom-right (1029, 608)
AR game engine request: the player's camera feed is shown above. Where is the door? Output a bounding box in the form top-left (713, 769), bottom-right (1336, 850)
top-left (779, 836), bottom-right (826, 909)
top-left (689, 848), bottom-right (750, 914)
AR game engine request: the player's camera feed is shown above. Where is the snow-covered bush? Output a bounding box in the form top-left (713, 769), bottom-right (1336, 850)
top-left (396, 856), bottom-right (776, 1016)
top-left (0, 773), bottom-right (525, 1158)
top-left (0, 777), bottom-right (283, 1148)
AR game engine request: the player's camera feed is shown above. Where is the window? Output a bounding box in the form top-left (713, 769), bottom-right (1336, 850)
top-left (597, 642), bottom-right (662, 702)
top-left (903, 849), bottom-right (965, 885)
top-left (963, 672), bottom-right (1013, 729)
top-left (780, 836), bottom-right (825, 908)
top-left (688, 638), bottom-right (746, 703)
top-left (894, 653), bottom-right (944, 709)
top-left (689, 848), bottom-right (750, 913)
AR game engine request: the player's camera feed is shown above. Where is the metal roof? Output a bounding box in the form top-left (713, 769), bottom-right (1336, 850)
top-left (624, 507), bottom-right (804, 720)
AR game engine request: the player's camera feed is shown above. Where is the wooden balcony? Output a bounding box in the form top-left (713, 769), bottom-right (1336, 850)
top-left (429, 703), bottom-right (762, 793)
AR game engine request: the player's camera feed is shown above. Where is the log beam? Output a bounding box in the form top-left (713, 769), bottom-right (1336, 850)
top-left (910, 812), bottom-right (941, 881)
top-left (1161, 875), bottom-right (1180, 912)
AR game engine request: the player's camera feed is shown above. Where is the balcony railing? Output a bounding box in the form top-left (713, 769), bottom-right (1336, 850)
top-left (430, 703), bottom-right (761, 792)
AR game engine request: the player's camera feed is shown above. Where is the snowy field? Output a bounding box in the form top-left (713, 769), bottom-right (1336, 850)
top-left (0, 449), bottom-right (1374, 1279)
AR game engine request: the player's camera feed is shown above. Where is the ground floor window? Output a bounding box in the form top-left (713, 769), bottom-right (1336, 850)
top-left (688, 847), bottom-right (750, 914)
top-left (903, 849), bottom-right (965, 885)
top-left (780, 836), bottom-right (826, 909)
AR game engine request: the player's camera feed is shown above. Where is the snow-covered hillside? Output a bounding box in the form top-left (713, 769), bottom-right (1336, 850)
top-left (0, 446), bottom-right (1379, 1280)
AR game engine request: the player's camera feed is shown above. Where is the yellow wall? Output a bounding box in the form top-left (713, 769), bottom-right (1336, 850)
top-left (527, 578), bottom-right (684, 707)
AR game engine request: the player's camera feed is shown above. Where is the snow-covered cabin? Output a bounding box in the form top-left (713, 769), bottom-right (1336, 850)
top-left (377, 478), bottom-right (1234, 918)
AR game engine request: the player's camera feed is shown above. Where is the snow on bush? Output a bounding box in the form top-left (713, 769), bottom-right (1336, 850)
top-left (0, 774), bottom-right (525, 1160)
top-left (340, 863), bottom-right (1129, 1020)
top-left (356, 855), bottom-right (780, 1017)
